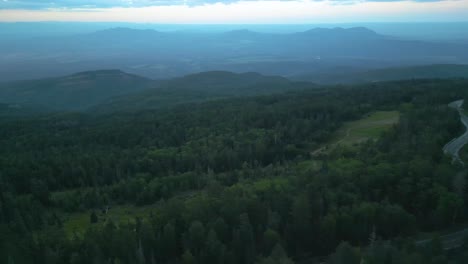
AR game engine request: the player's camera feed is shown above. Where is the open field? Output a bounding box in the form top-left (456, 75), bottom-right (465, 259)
top-left (62, 205), bottom-right (155, 236)
top-left (331, 110), bottom-right (399, 146)
top-left (312, 111), bottom-right (399, 156)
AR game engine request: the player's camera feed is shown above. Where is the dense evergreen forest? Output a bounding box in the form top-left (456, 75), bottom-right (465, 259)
top-left (2, 78), bottom-right (468, 263)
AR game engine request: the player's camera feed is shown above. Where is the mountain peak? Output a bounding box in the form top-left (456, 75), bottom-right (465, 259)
top-left (344, 27), bottom-right (378, 35)
top-left (300, 27), bottom-right (380, 38)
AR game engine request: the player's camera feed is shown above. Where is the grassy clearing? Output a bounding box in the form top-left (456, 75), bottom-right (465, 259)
top-left (61, 190), bottom-right (203, 237)
top-left (312, 111), bottom-right (399, 156)
top-left (330, 111), bottom-right (399, 146)
top-left (62, 205), bottom-right (156, 236)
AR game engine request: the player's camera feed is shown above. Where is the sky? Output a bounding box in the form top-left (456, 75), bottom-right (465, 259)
top-left (0, 0), bottom-right (468, 23)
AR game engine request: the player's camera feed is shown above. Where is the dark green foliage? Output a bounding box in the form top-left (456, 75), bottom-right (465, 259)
top-left (330, 242), bottom-right (360, 264)
top-left (256, 244), bottom-right (294, 264)
top-left (90, 211), bottom-right (98, 224)
top-left (2, 79), bottom-right (468, 264)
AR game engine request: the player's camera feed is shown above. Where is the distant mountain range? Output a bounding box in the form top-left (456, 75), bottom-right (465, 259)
top-left (0, 27), bottom-right (467, 81)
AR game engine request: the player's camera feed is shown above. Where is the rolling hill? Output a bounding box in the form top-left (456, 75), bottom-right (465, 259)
top-left (93, 71), bottom-right (311, 113)
top-left (0, 70), bottom-right (154, 110)
top-left (0, 70), bottom-right (312, 112)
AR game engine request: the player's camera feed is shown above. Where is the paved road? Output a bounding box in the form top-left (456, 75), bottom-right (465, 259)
top-left (415, 100), bottom-right (468, 251)
top-left (416, 228), bottom-right (468, 250)
top-left (443, 100), bottom-right (468, 165)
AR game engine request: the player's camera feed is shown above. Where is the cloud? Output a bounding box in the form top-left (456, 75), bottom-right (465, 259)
top-left (1, 0), bottom-right (217, 9)
top-left (1, 0), bottom-right (467, 23)
top-left (0, 0), bottom-right (450, 10)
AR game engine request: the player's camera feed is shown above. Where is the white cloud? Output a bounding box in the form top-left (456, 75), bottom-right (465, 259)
top-left (0, 0), bottom-right (467, 23)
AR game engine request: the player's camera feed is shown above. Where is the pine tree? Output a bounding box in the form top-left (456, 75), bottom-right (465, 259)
top-left (235, 213), bottom-right (256, 264)
top-left (201, 229), bottom-right (225, 264)
top-left (90, 211), bottom-right (98, 224)
top-left (182, 250), bottom-right (195, 264)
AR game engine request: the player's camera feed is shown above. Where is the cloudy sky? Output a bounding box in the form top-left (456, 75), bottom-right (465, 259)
top-left (0, 0), bottom-right (467, 23)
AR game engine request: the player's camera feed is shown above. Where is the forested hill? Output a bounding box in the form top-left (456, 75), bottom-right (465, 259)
top-left (0, 70), bottom-right (154, 110)
top-left (3, 67), bottom-right (468, 113)
top-left (2, 78), bottom-right (468, 263)
top-left (0, 70), bottom-right (309, 112)
top-left (94, 71), bottom-right (310, 113)
top-left (0, 102), bottom-right (47, 117)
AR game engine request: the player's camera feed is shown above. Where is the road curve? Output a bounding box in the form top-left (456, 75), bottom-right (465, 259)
top-left (443, 100), bottom-right (468, 165)
top-left (416, 228), bottom-right (468, 250)
top-left (416, 100), bottom-right (468, 251)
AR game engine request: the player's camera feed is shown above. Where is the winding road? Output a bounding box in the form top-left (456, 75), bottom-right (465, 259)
top-left (416, 100), bottom-right (468, 250)
top-left (443, 100), bottom-right (468, 165)
top-left (416, 228), bottom-right (468, 250)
